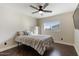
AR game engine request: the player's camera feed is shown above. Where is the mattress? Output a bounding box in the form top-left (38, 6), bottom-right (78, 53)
top-left (15, 35), bottom-right (54, 55)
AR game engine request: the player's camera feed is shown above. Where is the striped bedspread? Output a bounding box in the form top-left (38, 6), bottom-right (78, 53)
top-left (15, 35), bottom-right (54, 55)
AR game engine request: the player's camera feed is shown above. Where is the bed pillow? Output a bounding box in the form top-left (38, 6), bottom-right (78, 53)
top-left (23, 31), bottom-right (29, 35)
top-left (16, 31), bottom-right (24, 36)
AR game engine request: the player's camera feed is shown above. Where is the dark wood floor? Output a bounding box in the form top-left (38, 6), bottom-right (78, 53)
top-left (0, 43), bottom-right (78, 56)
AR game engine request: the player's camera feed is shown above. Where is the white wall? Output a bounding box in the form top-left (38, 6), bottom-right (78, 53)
top-left (0, 6), bottom-right (21, 43)
top-left (74, 29), bottom-right (79, 55)
top-left (38, 12), bottom-right (74, 45)
top-left (21, 14), bottom-right (36, 31)
top-left (0, 5), bottom-right (36, 51)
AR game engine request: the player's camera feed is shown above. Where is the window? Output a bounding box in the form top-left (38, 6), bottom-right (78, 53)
top-left (44, 21), bottom-right (60, 31)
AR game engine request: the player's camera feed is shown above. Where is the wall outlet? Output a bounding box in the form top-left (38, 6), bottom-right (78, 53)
top-left (61, 38), bottom-right (63, 40)
top-left (4, 42), bottom-right (7, 45)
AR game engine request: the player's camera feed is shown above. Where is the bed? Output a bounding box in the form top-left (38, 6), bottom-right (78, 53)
top-left (15, 32), bottom-right (54, 55)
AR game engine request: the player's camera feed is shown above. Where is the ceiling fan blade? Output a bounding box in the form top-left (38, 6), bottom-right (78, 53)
top-left (30, 5), bottom-right (39, 10)
top-left (43, 10), bottom-right (52, 13)
top-left (32, 11), bottom-right (39, 14)
top-left (43, 3), bottom-right (49, 9)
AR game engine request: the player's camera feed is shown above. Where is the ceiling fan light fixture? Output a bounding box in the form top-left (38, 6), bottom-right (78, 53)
top-left (39, 11), bottom-right (43, 14)
top-left (30, 3), bottom-right (52, 15)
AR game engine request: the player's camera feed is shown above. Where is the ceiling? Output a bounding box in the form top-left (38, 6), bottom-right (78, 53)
top-left (0, 3), bottom-right (78, 18)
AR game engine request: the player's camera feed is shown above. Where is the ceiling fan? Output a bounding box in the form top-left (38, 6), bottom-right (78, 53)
top-left (30, 3), bottom-right (52, 14)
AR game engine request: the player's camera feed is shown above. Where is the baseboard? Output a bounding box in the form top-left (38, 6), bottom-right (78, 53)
top-left (0, 44), bottom-right (17, 52)
top-left (74, 44), bottom-right (79, 56)
top-left (54, 40), bottom-right (74, 46)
